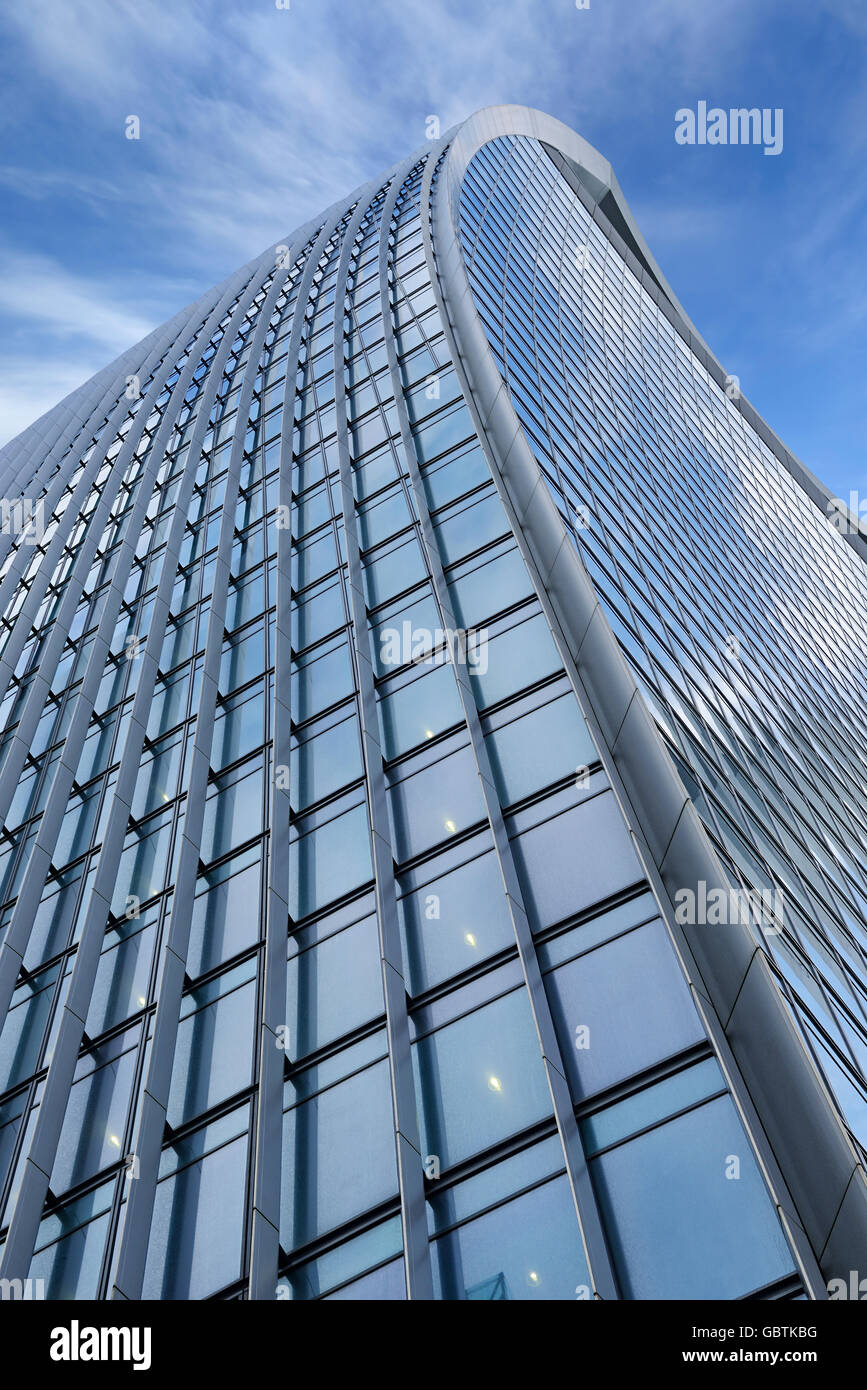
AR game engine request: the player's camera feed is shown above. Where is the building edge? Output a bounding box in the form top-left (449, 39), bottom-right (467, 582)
top-left (422, 102), bottom-right (867, 1292)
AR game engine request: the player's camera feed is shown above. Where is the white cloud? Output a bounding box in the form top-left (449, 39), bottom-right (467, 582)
top-left (0, 247), bottom-right (200, 448)
top-left (0, 356), bottom-right (106, 447)
top-left (0, 0), bottom-right (766, 265)
top-left (0, 249), bottom-right (156, 349)
top-left (0, 0), bottom-right (861, 460)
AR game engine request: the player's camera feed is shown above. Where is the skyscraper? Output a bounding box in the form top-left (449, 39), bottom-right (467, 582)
top-left (0, 104), bottom-right (865, 1302)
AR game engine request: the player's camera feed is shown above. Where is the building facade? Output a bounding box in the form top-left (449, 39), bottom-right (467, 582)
top-left (0, 105), bottom-right (865, 1301)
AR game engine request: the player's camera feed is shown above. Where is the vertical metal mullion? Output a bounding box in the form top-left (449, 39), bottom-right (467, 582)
top-left (0, 276), bottom-right (259, 1034)
top-left (333, 165), bottom-right (434, 1301)
top-left (0, 317), bottom-right (210, 1002)
top-left (0, 317), bottom-right (192, 704)
top-left (408, 152), bottom-right (620, 1298)
top-left (0, 256), bottom-right (279, 1285)
top-left (108, 242), bottom-right (315, 1300)
top-left (245, 211), bottom-right (363, 1299)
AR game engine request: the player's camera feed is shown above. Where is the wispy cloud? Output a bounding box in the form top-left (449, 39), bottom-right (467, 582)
top-left (0, 248), bottom-right (157, 348)
top-left (0, 0), bottom-right (864, 494)
top-left (0, 245), bottom-right (198, 443)
top-left (0, 355), bottom-right (108, 446)
top-left (0, 0), bottom-right (765, 263)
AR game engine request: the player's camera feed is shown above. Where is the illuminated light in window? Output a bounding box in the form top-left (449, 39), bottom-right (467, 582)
top-left (444, 819), bottom-right (456, 833)
top-left (487, 1075), bottom-right (502, 1093)
top-left (465, 932), bottom-right (477, 948)
top-left (109, 1134), bottom-right (121, 1148)
top-left (528, 1271), bottom-right (540, 1285)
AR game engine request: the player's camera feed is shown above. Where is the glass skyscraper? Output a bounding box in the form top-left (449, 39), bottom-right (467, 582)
top-left (0, 104), bottom-right (865, 1302)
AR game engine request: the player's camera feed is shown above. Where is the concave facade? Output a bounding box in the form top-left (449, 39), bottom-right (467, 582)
top-left (0, 106), bottom-right (865, 1302)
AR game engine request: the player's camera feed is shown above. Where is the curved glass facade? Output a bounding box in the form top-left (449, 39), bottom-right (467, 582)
top-left (458, 132), bottom-right (867, 1160)
top-left (0, 107), bottom-right (862, 1301)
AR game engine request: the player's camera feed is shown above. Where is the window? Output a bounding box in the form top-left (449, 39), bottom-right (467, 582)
top-left (512, 791), bottom-right (644, 931)
top-left (200, 759), bottom-right (263, 863)
top-left (591, 1093), bottom-right (795, 1299)
top-left (167, 963), bottom-right (256, 1127)
top-left (546, 919), bottom-right (705, 1100)
top-left (286, 913), bottom-right (383, 1057)
top-left (378, 663), bottom-right (464, 760)
top-left (413, 987), bottom-right (552, 1170)
top-left (187, 848), bottom-right (261, 976)
top-left (290, 803), bottom-right (372, 920)
top-left (388, 743), bottom-right (486, 861)
top-left (431, 1174), bottom-right (589, 1301)
top-left (281, 1059), bottom-right (398, 1251)
top-left (397, 848), bottom-right (514, 995)
top-left (486, 693), bottom-right (597, 805)
top-left (144, 1110), bottom-right (250, 1299)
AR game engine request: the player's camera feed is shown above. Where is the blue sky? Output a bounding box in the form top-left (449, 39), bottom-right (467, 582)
top-left (0, 0), bottom-right (864, 500)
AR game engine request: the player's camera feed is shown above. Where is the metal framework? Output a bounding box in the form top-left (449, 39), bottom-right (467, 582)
top-left (0, 106), bottom-right (864, 1301)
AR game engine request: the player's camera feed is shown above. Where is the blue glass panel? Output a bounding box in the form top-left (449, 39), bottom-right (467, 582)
top-left (593, 1095), bottom-right (795, 1298)
top-left (547, 918), bottom-right (706, 1099)
top-left (281, 1060), bottom-right (398, 1250)
top-left (413, 988), bottom-right (552, 1169)
top-left (144, 1127), bottom-right (249, 1299)
top-left (431, 1175), bottom-right (590, 1301)
top-left (486, 693), bottom-right (597, 804)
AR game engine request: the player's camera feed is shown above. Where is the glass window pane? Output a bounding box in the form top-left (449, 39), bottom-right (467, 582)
top-left (423, 443), bottom-right (490, 510)
top-left (432, 1175), bottom-right (590, 1301)
top-left (281, 1059), bottom-right (398, 1250)
top-left (592, 1095), bottom-right (796, 1299)
top-left (290, 803), bottom-right (372, 920)
top-left (87, 915), bottom-right (157, 1036)
top-left (200, 762), bottom-right (263, 864)
top-left (470, 611), bottom-right (561, 708)
top-left (31, 1186), bottom-right (113, 1299)
top-left (398, 849), bottom-right (514, 994)
top-left (448, 548), bottom-right (534, 629)
top-left (280, 1215), bottom-right (402, 1300)
top-left (168, 972), bottom-right (256, 1127)
top-left (378, 663), bottom-right (464, 759)
top-left (513, 792), bottom-right (644, 931)
top-left (187, 850), bottom-right (261, 977)
top-left (413, 988), bottom-right (552, 1169)
top-left (286, 913), bottom-right (383, 1057)
top-left (388, 744), bottom-right (487, 861)
top-left (293, 715), bottom-right (362, 810)
top-left (291, 640), bottom-right (354, 723)
top-left (547, 919), bottom-right (706, 1100)
top-left (51, 1033), bottom-right (139, 1193)
top-left (144, 1125), bottom-right (249, 1299)
top-left (486, 693), bottom-right (597, 805)
top-left (433, 492), bottom-right (510, 566)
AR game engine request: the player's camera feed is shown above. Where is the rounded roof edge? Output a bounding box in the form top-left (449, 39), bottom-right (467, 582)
top-left (438, 103), bottom-right (867, 561)
top-left (445, 104), bottom-right (696, 333)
